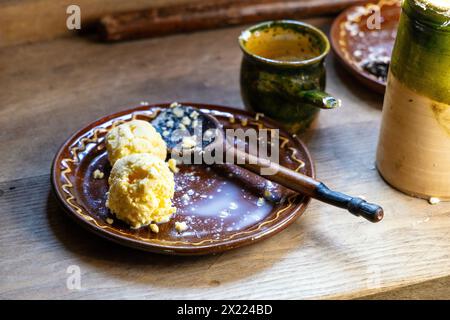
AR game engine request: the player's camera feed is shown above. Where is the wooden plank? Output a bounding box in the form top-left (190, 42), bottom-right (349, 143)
top-left (0, 0), bottom-right (193, 47)
top-left (97, 0), bottom-right (369, 41)
top-left (360, 276), bottom-right (450, 299)
top-left (1, 129), bottom-right (449, 299)
top-left (1, 18), bottom-right (449, 299)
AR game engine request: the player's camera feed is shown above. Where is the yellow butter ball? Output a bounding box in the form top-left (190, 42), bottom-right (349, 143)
top-left (106, 153), bottom-right (176, 228)
top-left (106, 120), bottom-right (167, 166)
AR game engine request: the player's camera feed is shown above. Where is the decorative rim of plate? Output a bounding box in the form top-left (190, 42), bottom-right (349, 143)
top-left (51, 103), bottom-right (315, 255)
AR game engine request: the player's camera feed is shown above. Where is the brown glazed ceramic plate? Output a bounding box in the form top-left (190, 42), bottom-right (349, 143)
top-left (330, 0), bottom-right (401, 94)
top-left (51, 103), bottom-right (314, 255)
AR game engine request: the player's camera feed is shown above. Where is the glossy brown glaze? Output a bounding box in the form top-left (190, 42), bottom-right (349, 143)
top-left (330, 0), bottom-right (401, 94)
top-left (51, 103), bottom-right (314, 255)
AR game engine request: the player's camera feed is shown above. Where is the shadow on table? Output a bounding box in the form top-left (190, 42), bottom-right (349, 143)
top-left (45, 191), bottom-right (307, 289)
top-left (332, 58), bottom-right (384, 110)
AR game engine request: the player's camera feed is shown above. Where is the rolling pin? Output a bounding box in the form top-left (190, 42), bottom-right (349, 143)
top-left (98, 0), bottom-right (370, 41)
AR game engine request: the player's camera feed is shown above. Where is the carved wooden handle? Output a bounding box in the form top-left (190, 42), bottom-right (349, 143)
top-left (233, 147), bottom-right (384, 223)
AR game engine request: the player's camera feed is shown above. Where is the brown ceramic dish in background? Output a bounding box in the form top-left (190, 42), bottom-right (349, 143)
top-left (330, 0), bottom-right (401, 94)
top-left (51, 103), bottom-right (314, 255)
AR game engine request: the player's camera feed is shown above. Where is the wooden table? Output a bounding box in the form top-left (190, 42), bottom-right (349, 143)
top-left (1, 17), bottom-right (449, 300)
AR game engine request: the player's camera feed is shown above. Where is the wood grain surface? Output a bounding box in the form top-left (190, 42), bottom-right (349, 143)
top-left (98, 0), bottom-right (369, 41)
top-left (0, 0), bottom-right (191, 48)
top-left (1, 17), bottom-right (449, 299)
top-left (0, 0), bottom-right (367, 48)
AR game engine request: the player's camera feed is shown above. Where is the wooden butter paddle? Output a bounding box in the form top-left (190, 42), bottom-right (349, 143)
top-left (152, 106), bottom-right (384, 223)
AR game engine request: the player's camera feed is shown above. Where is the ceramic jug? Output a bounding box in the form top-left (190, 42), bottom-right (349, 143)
top-left (377, 0), bottom-right (450, 200)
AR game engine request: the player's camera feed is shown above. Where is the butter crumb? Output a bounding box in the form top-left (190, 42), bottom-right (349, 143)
top-left (149, 223), bottom-right (159, 233)
top-left (263, 189), bottom-right (272, 199)
top-left (106, 218), bottom-right (114, 224)
top-left (181, 116), bottom-right (191, 126)
top-left (429, 197), bottom-right (440, 205)
top-left (190, 111), bottom-right (199, 119)
top-left (182, 136), bottom-right (197, 149)
top-left (204, 129), bottom-right (215, 140)
top-left (159, 216), bottom-right (171, 224)
top-left (93, 169), bottom-right (104, 179)
top-left (170, 102), bottom-right (180, 108)
top-left (173, 107), bottom-right (184, 118)
top-left (257, 197), bottom-right (265, 207)
top-left (168, 158), bottom-right (179, 173)
top-left (175, 221), bottom-right (188, 233)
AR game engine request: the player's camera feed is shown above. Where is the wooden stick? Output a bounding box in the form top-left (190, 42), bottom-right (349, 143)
top-left (174, 109), bottom-right (384, 223)
top-left (232, 147), bottom-right (384, 223)
top-left (98, 0), bottom-right (369, 41)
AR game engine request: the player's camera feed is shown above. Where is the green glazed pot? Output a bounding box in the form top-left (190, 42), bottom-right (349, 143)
top-left (239, 20), bottom-right (341, 134)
